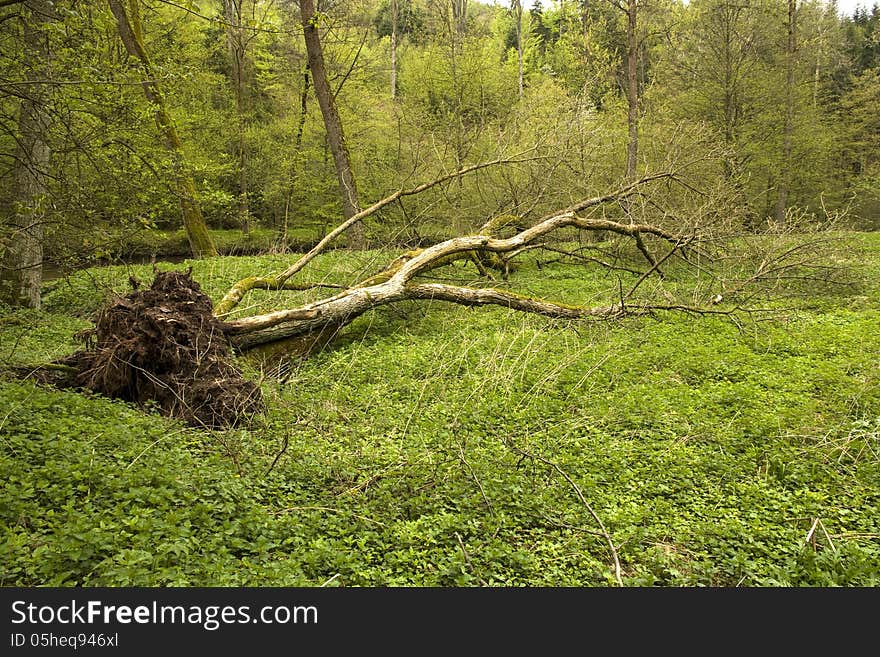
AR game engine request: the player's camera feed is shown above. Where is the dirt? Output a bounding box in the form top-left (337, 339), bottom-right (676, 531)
top-left (63, 269), bottom-right (263, 428)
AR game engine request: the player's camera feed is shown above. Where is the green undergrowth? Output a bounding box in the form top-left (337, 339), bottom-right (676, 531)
top-left (1, 232), bottom-right (879, 586)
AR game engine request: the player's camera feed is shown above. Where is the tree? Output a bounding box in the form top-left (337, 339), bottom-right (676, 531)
top-left (513, 0), bottom-right (524, 98)
top-left (658, 0), bottom-right (844, 222)
top-left (392, 0), bottom-right (399, 98)
top-left (106, 0), bottom-right (218, 257)
top-left (846, 3), bottom-right (880, 74)
top-left (618, 0), bottom-right (640, 180)
top-left (840, 66), bottom-right (880, 227)
top-left (299, 0), bottom-right (366, 248)
top-left (774, 0), bottom-right (797, 223)
top-left (0, 0), bottom-right (53, 308)
top-left (658, 0), bottom-right (772, 216)
top-left (375, 0), bottom-right (425, 99)
top-left (222, 0), bottom-right (254, 234)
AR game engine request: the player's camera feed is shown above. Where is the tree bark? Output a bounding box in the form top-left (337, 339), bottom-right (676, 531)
top-left (775, 0), bottom-right (797, 224)
top-left (1, 0), bottom-right (52, 309)
top-left (107, 0), bottom-right (218, 258)
top-left (299, 0), bottom-right (365, 248)
top-left (390, 0), bottom-right (398, 99)
top-left (223, 0), bottom-right (250, 234)
top-left (624, 0), bottom-right (639, 181)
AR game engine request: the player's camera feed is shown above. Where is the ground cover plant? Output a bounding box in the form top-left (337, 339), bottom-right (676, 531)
top-left (1, 231), bottom-right (878, 586)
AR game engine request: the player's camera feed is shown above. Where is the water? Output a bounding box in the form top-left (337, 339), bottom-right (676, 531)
top-left (41, 254), bottom-right (190, 282)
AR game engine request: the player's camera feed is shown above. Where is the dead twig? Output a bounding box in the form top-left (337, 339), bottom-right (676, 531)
top-left (506, 442), bottom-right (623, 586)
top-left (454, 531), bottom-right (489, 586)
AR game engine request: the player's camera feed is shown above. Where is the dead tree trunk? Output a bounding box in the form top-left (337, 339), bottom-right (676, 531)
top-left (217, 173), bottom-right (685, 352)
top-left (107, 0), bottom-right (218, 258)
top-left (299, 0), bottom-right (365, 248)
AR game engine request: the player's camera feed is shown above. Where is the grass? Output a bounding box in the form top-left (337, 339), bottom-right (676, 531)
top-left (1, 231), bottom-right (879, 586)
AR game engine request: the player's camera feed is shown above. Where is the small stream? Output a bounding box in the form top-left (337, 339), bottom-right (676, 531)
top-left (41, 254), bottom-right (190, 282)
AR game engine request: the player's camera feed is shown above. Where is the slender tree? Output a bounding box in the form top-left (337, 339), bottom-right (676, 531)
top-left (299, 0), bottom-right (365, 248)
top-left (391, 0), bottom-right (399, 98)
top-left (513, 0), bottom-right (524, 98)
top-left (621, 0), bottom-right (640, 181)
top-left (223, 0), bottom-right (252, 235)
top-left (106, 0), bottom-right (218, 257)
top-left (774, 0), bottom-right (797, 223)
top-left (599, 0), bottom-right (643, 181)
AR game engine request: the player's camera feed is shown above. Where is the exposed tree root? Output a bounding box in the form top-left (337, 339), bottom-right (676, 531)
top-left (63, 270), bottom-right (262, 428)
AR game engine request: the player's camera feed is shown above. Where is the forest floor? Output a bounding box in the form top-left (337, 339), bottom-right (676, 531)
top-left (1, 231), bottom-right (879, 586)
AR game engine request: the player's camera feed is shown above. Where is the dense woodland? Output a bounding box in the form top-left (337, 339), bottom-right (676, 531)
top-left (1, 1), bottom-right (879, 587)
top-left (1, 0), bottom-right (879, 303)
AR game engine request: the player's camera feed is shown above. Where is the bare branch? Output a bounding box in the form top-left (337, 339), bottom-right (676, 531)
top-left (214, 152), bottom-right (541, 316)
top-left (407, 283), bottom-right (624, 320)
top-left (506, 442), bottom-right (623, 586)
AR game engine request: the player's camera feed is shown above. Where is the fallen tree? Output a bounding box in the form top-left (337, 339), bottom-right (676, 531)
top-left (214, 170), bottom-right (828, 353)
top-left (26, 166), bottom-right (846, 428)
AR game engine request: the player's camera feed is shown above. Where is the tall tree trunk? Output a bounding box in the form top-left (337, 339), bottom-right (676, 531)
top-left (452, 0), bottom-right (468, 35)
top-left (1, 0), bottom-right (52, 308)
top-left (299, 0), bottom-right (365, 248)
top-left (775, 0), bottom-right (796, 224)
top-left (224, 0), bottom-right (250, 234)
top-left (720, 1), bottom-right (738, 181)
top-left (624, 0), bottom-right (639, 181)
top-left (107, 0), bottom-right (218, 257)
top-left (284, 69), bottom-right (311, 242)
top-left (390, 0), bottom-right (398, 99)
top-left (514, 0), bottom-right (524, 99)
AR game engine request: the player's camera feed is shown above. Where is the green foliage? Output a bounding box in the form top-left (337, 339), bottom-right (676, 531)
top-left (0, 382), bottom-right (310, 585)
top-left (374, 0), bottom-right (426, 40)
top-left (3, 232), bottom-right (879, 586)
top-left (3, 0), bottom-right (875, 271)
top-left (1, 0), bottom-right (879, 587)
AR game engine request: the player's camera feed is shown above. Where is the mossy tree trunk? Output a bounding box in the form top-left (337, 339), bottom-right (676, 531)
top-left (106, 0), bottom-right (218, 258)
top-left (0, 0), bottom-right (53, 309)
